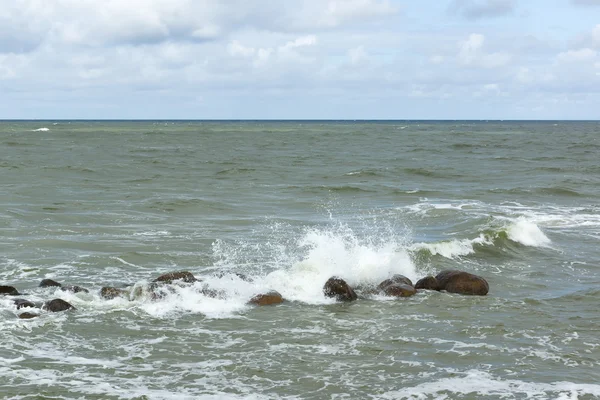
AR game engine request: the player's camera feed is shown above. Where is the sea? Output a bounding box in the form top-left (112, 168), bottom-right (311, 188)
top-left (0, 120), bottom-right (599, 399)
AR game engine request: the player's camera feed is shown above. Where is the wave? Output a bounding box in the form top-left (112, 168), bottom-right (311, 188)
top-left (412, 219), bottom-right (552, 260)
top-left (32, 127), bottom-right (49, 132)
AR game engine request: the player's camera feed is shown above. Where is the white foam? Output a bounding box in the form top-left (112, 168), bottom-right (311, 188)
top-left (506, 219), bottom-right (552, 247)
top-left (382, 369), bottom-right (600, 399)
top-left (32, 127), bottom-right (49, 132)
top-left (412, 234), bottom-right (491, 259)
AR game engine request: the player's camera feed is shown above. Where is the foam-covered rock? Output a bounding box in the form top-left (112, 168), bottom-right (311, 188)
top-left (39, 279), bottom-right (62, 288)
top-left (323, 277), bottom-right (358, 302)
top-left (378, 274), bottom-right (414, 289)
top-left (43, 299), bottom-right (76, 312)
top-left (100, 287), bottom-right (129, 300)
top-left (19, 312), bottom-right (39, 319)
top-left (14, 299), bottom-right (36, 309)
top-left (153, 271), bottom-right (197, 284)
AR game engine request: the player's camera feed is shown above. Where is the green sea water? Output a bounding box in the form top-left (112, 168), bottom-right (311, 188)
top-left (1, 121), bottom-right (599, 399)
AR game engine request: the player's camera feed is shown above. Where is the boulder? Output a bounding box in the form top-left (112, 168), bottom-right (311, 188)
top-left (39, 279), bottom-right (62, 288)
top-left (435, 270), bottom-right (489, 296)
top-left (153, 271), bottom-right (197, 284)
top-left (14, 299), bottom-right (36, 309)
top-left (0, 286), bottom-right (19, 296)
top-left (381, 283), bottom-right (417, 297)
top-left (19, 312), bottom-right (39, 319)
top-left (378, 274), bottom-right (413, 289)
top-left (61, 285), bottom-right (89, 294)
top-left (100, 287), bottom-right (129, 300)
top-left (323, 277), bottom-right (358, 302)
top-left (248, 291), bottom-right (284, 306)
top-left (43, 299), bottom-right (76, 312)
top-left (415, 276), bottom-right (440, 291)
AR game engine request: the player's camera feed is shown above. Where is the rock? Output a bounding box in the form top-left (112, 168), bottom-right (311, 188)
top-left (378, 274), bottom-right (414, 290)
top-left (249, 291), bottom-right (284, 306)
top-left (100, 287), bottom-right (129, 300)
top-left (14, 299), bottom-right (36, 309)
top-left (19, 312), bottom-right (39, 319)
top-left (415, 276), bottom-right (440, 291)
top-left (435, 270), bottom-right (489, 296)
top-left (61, 285), bottom-right (89, 294)
top-left (323, 277), bottom-right (358, 302)
top-left (381, 283), bottom-right (417, 297)
top-left (39, 279), bottom-right (62, 288)
top-left (0, 286), bottom-right (19, 296)
top-left (43, 299), bottom-right (76, 312)
top-left (153, 271), bottom-right (197, 284)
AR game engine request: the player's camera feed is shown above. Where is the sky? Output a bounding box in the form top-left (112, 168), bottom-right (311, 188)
top-left (1, 0), bottom-right (599, 119)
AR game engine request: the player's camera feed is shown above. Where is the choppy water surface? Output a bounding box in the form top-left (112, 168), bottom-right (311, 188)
top-left (1, 121), bottom-right (599, 399)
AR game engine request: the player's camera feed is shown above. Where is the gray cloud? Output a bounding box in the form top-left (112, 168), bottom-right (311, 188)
top-left (450, 0), bottom-right (516, 20)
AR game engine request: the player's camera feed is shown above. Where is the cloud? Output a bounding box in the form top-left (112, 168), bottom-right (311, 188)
top-left (458, 33), bottom-right (512, 68)
top-left (450, 0), bottom-right (515, 20)
top-left (557, 48), bottom-right (597, 62)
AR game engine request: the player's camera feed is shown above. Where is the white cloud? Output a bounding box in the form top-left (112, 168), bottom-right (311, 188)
top-left (348, 45), bottom-right (368, 64)
top-left (458, 33), bottom-right (512, 68)
top-left (557, 48), bottom-right (597, 62)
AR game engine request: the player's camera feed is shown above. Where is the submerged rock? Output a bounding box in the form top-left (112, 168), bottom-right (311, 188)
top-left (415, 276), bottom-right (440, 291)
top-left (43, 299), bottom-right (76, 312)
top-left (19, 312), bottom-right (39, 319)
top-left (14, 299), bottom-right (36, 309)
top-left (100, 287), bottom-right (129, 300)
top-left (323, 277), bottom-right (358, 302)
top-left (248, 291), bottom-right (284, 306)
top-left (39, 279), bottom-right (62, 288)
top-left (0, 286), bottom-right (19, 296)
top-left (61, 285), bottom-right (89, 294)
top-left (378, 274), bottom-right (414, 289)
top-left (153, 271), bottom-right (197, 284)
top-left (435, 270), bottom-right (489, 296)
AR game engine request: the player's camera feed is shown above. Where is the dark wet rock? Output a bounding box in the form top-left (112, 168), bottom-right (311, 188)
top-left (378, 274), bottom-right (414, 290)
top-left (323, 277), bottom-right (358, 302)
top-left (381, 283), bottom-right (417, 298)
top-left (100, 287), bottom-right (129, 300)
top-left (415, 276), bottom-right (440, 291)
top-left (435, 270), bottom-right (489, 296)
top-left (61, 285), bottom-right (89, 294)
top-left (0, 286), bottom-right (19, 296)
top-left (153, 271), bottom-right (197, 284)
top-left (39, 279), bottom-right (62, 288)
top-left (14, 299), bottom-right (36, 309)
top-left (19, 312), bottom-right (39, 319)
top-left (249, 291), bottom-right (284, 306)
top-left (43, 299), bottom-right (76, 312)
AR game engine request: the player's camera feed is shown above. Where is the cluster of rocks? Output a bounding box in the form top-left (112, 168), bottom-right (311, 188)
top-left (1, 269), bottom-right (488, 319)
top-left (323, 270), bottom-right (489, 302)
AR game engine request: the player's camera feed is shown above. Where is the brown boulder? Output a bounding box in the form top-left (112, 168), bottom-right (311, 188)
top-left (381, 283), bottom-right (417, 297)
top-left (100, 287), bottom-right (129, 300)
top-left (14, 299), bottom-right (36, 309)
top-left (43, 299), bottom-right (76, 312)
top-left (40, 279), bottom-right (62, 287)
top-left (415, 276), bottom-right (440, 291)
top-left (378, 274), bottom-right (413, 289)
top-left (435, 270), bottom-right (489, 296)
top-left (19, 312), bottom-right (39, 319)
top-left (153, 271), bottom-right (197, 284)
top-left (323, 277), bottom-right (358, 302)
top-left (0, 286), bottom-right (19, 296)
top-left (249, 291), bottom-right (284, 306)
